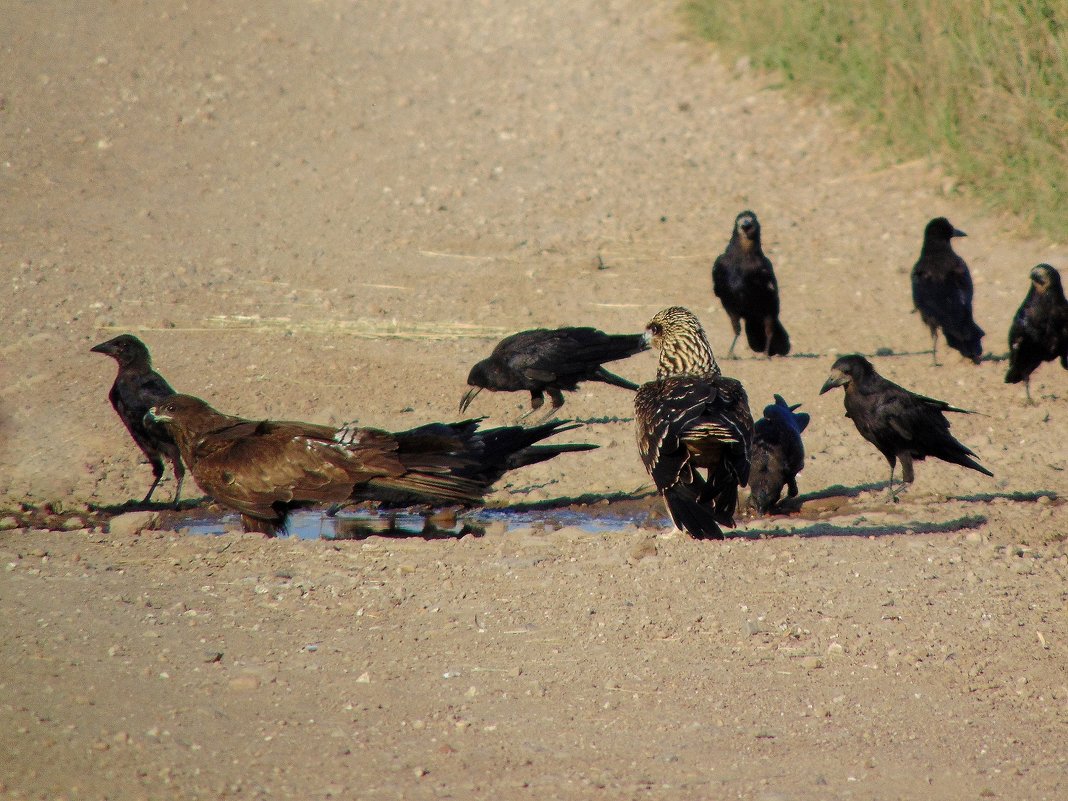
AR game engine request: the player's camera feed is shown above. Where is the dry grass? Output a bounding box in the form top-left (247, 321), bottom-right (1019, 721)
top-left (685, 0), bottom-right (1068, 241)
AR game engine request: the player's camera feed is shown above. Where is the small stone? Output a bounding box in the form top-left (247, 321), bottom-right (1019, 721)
top-left (627, 535), bottom-right (658, 563)
top-left (744, 620), bottom-right (762, 636)
top-left (826, 642), bottom-right (845, 657)
top-left (801, 656), bottom-right (823, 670)
top-left (413, 767), bottom-right (427, 778)
top-left (203, 651), bottom-right (223, 663)
top-left (0, 516), bottom-right (18, 530)
top-left (356, 672), bottom-right (371, 683)
top-left (108, 511), bottom-right (160, 537)
top-left (62, 516), bottom-right (86, 531)
top-left (228, 673), bottom-right (261, 691)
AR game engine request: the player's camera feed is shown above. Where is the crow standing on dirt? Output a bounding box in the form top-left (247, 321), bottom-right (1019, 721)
top-left (146, 394), bottom-right (595, 535)
top-left (748, 395), bottom-right (809, 514)
top-left (1004, 264), bottom-right (1068, 403)
top-left (91, 334), bottom-right (185, 506)
top-left (819, 355), bottom-right (992, 498)
top-left (634, 307), bottom-right (753, 538)
top-left (911, 217), bottom-right (985, 365)
top-left (711, 210), bottom-right (790, 358)
top-left (459, 327), bottom-right (648, 414)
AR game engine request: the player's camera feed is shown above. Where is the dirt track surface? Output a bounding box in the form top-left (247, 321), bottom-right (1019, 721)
top-left (2, 1), bottom-right (1067, 799)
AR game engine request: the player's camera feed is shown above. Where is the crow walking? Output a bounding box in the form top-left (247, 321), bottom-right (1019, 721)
top-left (748, 395), bottom-right (809, 514)
top-left (712, 210), bottom-right (790, 357)
top-left (819, 355), bottom-right (991, 497)
top-left (460, 327), bottom-right (647, 414)
top-left (91, 334), bottom-right (185, 506)
top-left (634, 307), bottom-right (753, 538)
top-left (1004, 264), bottom-right (1068, 403)
top-left (911, 217), bottom-right (985, 364)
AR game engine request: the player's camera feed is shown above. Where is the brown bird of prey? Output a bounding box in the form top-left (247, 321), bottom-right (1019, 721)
top-left (748, 395), bottom-right (809, 514)
top-left (819, 354), bottom-right (992, 497)
top-left (459, 326), bottom-right (648, 415)
top-left (911, 217), bottom-right (985, 365)
top-left (712, 210), bottom-right (791, 358)
top-left (91, 334), bottom-right (185, 506)
top-left (1004, 264), bottom-right (1068, 403)
top-left (634, 307), bottom-right (753, 538)
top-left (146, 394), bottom-right (594, 535)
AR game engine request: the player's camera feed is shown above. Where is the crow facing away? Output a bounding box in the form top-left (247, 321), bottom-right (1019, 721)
top-left (819, 354), bottom-right (992, 498)
top-left (711, 210), bottom-right (791, 358)
top-left (911, 217), bottom-right (985, 365)
top-left (634, 307), bottom-right (753, 539)
top-left (146, 394), bottom-right (595, 535)
top-left (459, 327), bottom-right (648, 415)
top-left (91, 334), bottom-right (185, 506)
top-left (748, 395), bottom-right (809, 514)
top-left (1004, 263), bottom-right (1068, 403)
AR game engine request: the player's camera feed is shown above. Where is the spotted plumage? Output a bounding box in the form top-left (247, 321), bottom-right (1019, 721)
top-left (634, 307), bottom-right (754, 538)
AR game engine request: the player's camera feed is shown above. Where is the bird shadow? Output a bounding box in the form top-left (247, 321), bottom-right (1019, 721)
top-left (89, 498), bottom-right (205, 516)
top-left (730, 513), bottom-right (988, 540)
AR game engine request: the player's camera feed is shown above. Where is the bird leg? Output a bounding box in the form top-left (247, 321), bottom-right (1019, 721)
top-left (518, 391), bottom-right (546, 422)
top-left (764, 317), bottom-right (775, 359)
top-left (1024, 378), bottom-right (1034, 405)
top-left (141, 459), bottom-right (165, 505)
top-left (929, 326), bottom-right (941, 367)
top-left (726, 314), bottom-right (741, 359)
top-left (885, 463), bottom-right (900, 503)
top-left (171, 460), bottom-right (186, 508)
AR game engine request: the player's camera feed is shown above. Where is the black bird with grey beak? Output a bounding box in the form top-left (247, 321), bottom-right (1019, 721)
top-left (90, 333), bottom-right (186, 506)
top-left (1004, 264), bottom-right (1068, 403)
top-left (819, 354), bottom-right (991, 498)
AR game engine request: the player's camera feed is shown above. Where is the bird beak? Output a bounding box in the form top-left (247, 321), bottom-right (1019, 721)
top-left (819, 369), bottom-right (847, 395)
top-left (90, 341), bottom-right (111, 355)
top-left (458, 386), bottom-right (482, 413)
top-left (144, 406), bottom-right (170, 426)
top-left (641, 330), bottom-right (653, 346)
top-left (952, 227), bottom-right (967, 238)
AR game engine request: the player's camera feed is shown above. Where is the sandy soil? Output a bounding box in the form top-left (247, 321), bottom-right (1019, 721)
top-left (2, 1), bottom-right (1067, 799)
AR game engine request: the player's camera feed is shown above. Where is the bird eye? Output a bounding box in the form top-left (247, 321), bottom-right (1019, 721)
top-left (649, 323), bottom-right (663, 335)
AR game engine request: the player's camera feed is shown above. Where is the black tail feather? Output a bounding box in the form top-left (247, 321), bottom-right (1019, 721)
top-left (663, 484), bottom-right (725, 539)
top-left (592, 367), bottom-right (639, 391)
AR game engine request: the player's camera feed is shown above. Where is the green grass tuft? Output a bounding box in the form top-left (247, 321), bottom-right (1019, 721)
top-left (685, 0), bottom-right (1068, 241)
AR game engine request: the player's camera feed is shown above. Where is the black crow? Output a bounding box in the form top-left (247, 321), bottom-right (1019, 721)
top-left (819, 354), bottom-right (992, 497)
top-left (1004, 264), bottom-right (1068, 403)
top-left (712, 210), bottom-right (790, 357)
top-left (748, 395), bottom-right (809, 514)
top-left (91, 334), bottom-right (185, 506)
top-left (459, 327), bottom-right (648, 414)
top-left (146, 395), bottom-right (595, 535)
top-left (634, 307), bottom-right (753, 538)
top-left (911, 217), bottom-right (985, 364)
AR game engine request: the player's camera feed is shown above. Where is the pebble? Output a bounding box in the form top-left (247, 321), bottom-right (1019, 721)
top-left (62, 516), bottom-right (86, 530)
top-left (801, 656), bottom-right (824, 670)
top-left (228, 673), bottom-right (262, 691)
top-left (108, 511), bottom-right (160, 537)
top-left (0, 516), bottom-right (19, 530)
top-left (627, 535), bottom-right (658, 563)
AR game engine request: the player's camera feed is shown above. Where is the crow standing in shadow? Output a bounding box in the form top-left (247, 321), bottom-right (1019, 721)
top-left (911, 217), bottom-right (985, 365)
top-left (712, 210), bottom-right (790, 358)
top-left (146, 394), bottom-right (595, 535)
top-left (748, 395), bottom-right (809, 514)
top-left (1004, 263), bottom-right (1068, 403)
top-left (634, 307), bottom-right (753, 539)
top-left (459, 326), bottom-right (648, 415)
top-left (819, 355), bottom-right (992, 498)
top-left (91, 334), bottom-right (185, 506)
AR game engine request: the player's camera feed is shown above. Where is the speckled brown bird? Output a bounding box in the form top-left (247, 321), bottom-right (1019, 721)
top-left (91, 334), bottom-right (185, 506)
top-left (712, 210), bottom-right (790, 358)
top-left (819, 354), bottom-right (992, 497)
top-left (459, 326), bottom-right (648, 415)
top-left (911, 217), bottom-right (985, 365)
top-left (146, 394), bottom-right (594, 535)
top-left (634, 307), bottom-right (753, 538)
top-left (1004, 264), bottom-right (1068, 403)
